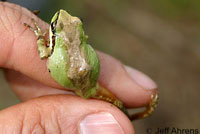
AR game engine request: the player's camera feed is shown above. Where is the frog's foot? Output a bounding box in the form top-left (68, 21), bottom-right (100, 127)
top-left (33, 10), bottom-right (40, 15)
top-left (130, 92), bottom-right (159, 120)
top-left (24, 19), bottom-right (51, 59)
top-left (92, 84), bottom-right (159, 121)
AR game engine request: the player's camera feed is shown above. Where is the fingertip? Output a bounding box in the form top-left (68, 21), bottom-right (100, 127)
top-left (79, 112), bottom-right (133, 134)
top-left (97, 52), bottom-right (157, 107)
top-left (124, 65), bottom-right (157, 90)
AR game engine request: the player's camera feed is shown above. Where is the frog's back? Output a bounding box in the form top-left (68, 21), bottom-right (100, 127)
top-left (47, 9), bottom-right (94, 91)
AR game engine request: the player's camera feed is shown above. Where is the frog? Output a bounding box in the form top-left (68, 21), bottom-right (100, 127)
top-left (24, 9), bottom-right (158, 121)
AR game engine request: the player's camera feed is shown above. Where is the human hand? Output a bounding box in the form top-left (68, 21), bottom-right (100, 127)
top-left (0, 2), bottom-right (157, 134)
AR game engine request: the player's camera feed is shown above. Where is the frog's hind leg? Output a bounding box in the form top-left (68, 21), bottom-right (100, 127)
top-left (24, 19), bottom-right (51, 59)
top-left (92, 84), bottom-right (131, 118)
top-left (93, 84), bottom-right (159, 121)
top-left (130, 92), bottom-right (159, 120)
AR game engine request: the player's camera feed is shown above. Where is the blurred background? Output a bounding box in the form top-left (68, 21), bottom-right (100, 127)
top-left (0, 0), bottom-right (200, 133)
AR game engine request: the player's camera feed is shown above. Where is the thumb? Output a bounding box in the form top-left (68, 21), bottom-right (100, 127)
top-left (0, 95), bottom-right (134, 134)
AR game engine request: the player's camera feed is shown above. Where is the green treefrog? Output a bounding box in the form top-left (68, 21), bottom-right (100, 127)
top-left (24, 9), bottom-right (158, 120)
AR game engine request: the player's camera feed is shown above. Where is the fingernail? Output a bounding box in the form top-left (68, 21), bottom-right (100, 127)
top-left (125, 65), bottom-right (157, 90)
top-left (79, 112), bottom-right (124, 134)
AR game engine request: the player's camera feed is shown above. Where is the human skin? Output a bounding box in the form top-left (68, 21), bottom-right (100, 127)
top-left (0, 2), bottom-right (157, 134)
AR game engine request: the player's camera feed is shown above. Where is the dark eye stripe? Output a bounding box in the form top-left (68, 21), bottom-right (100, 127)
top-left (51, 35), bottom-right (56, 55)
top-left (50, 22), bottom-right (55, 34)
top-left (50, 10), bottom-right (60, 55)
top-left (50, 11), bottom-right (60, 34)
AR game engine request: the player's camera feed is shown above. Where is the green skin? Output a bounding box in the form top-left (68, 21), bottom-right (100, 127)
top-left (26, 9), bottom-right (160, 121)
top-left (38, 10), bottom-right (100, 98)
top-left (26, 9), bottom-right (130, 118)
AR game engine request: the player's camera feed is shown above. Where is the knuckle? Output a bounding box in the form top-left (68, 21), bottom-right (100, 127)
top-left (21, 100), bottom-right (63, 134)
top-left (18, 106), bottom-right (45, 134)
top-left (29, 123), bottom-right (46, 134)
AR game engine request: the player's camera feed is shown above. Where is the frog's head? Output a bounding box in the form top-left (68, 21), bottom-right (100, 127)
top-left (50, 10), bottom-right (83, 41)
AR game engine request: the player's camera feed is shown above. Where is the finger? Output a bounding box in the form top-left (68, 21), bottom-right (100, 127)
top-left (5, 57), bottom-right (157, 108)
top-left (5, 69), bottom-right (75, 101)
top-left (0, 2), bottom-right (157, 107)
top-left (0, 95), bottom-right (134, 134)
top-left (97, 52), bottom-right (157, 107)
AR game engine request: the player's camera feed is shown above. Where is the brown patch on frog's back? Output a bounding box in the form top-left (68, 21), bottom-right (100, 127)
top-left (61, 16), bottom-right (91, 90)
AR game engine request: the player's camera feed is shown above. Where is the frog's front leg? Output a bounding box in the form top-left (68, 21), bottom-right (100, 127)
top-left (24, 19), bottom-right (51, 59)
